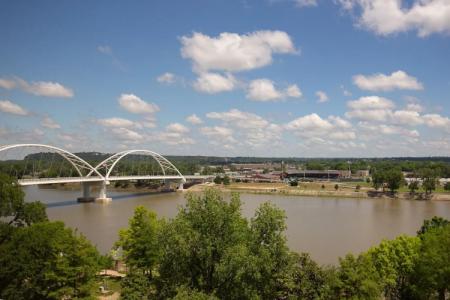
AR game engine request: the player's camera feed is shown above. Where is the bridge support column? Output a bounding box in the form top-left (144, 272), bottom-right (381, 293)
top-left (178, 182), bottom-right (184, 191)
top-left (95, 180), bottom-right (112, 203)
top-left (77, 182), bottom-right (96, 203)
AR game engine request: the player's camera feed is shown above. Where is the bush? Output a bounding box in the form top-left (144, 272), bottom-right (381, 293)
top-left (290, 180), bottom-right (298, 187)
top-left (355, 184), bottom-right (361, 191)
top-left (213, 176), bottom-right (222, 184)
top-left (334, 184), bottom-right (339, 191)
top-left (444, 182), bottom-right (450, 191)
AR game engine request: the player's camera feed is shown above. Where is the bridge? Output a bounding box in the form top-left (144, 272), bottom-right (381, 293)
top-left (0, 144), bottom-right (214, 203)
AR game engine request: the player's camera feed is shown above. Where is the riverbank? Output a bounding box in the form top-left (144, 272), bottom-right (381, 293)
top-left (187, 182), bottom-right (450, 201)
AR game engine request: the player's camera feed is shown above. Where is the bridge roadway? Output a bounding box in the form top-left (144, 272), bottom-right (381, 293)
top-left (17, 175), bottom-right (214, 186)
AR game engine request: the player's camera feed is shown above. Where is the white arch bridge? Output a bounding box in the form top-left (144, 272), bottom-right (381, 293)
top-left (0, 144), bottom-right (213, 202)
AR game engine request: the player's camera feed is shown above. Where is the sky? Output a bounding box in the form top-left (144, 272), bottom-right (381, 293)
top-left (1, 0), bottom-right (450, 157)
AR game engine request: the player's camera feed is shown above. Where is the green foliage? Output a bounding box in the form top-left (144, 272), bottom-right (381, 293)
top-left (116, 206), bottom-right (162, 277)
top-left (334, 184), bottom-right (339, 190)
top-left (366, 235), bottom-right (421, 299)
top-left (444, 181), bottom-right (450, 191)
top-left (371, 169), bottom-right (385, 191)
top-left (222, 175), bottom-right (230, 185)
top-left (213, 175), bottom-right (222, 184)
top-left (171, 286), bottom-right (219, 300)
top-left (421, 168), bottom-right (438, 194)
top-left (330, 254), bottom-right (382, 299)
top-left (290, 180), bottom-right (298, 187)
top-left (120, 271), bottom-right (151, 300)
top-left (385, 169), bottom-right (404, 192)
top-left (411, 225), bottom-right (450, 299)
top-left (408, 180), bottom-right (419, 194)
top-left (417, 216), bottom-right (450, 236)
top-left (0, 221), bottom-right (101, 299)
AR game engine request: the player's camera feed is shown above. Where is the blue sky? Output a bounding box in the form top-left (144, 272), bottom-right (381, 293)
top-left (1, 0), bottom-right (450, 157)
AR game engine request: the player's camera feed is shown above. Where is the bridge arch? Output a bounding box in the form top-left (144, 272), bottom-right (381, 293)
top-left (90, 149), bottom-right (186, 183)
top-left (0, 143), bottom-right (104, 179)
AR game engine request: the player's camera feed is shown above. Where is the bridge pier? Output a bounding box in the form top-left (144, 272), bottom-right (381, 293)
top-left (178, 182), bottom-right (184, 190)
top-left (77, 181), bottom-right (111, 203)
top-left (95, 180), bottom-right (112, 203)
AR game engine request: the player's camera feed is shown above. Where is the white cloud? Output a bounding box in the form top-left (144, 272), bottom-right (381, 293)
top-left (98, 117), bottom-right (136, 128)
top-left (347, 96), bottom-right (395, 110)
top-left (353, 70), bottom-right (423, 91)
top-left (17, 78), bottom-right (74, 98)
top-left (41, 117), bottom-right (61, 129)
top-left (207, 109), bottom-right (269, 129)
top-left (111, 127), bottom-right (143, 141)
top-left (97, 45), bottom-right (112, 55)
top-left (329, 115), bottom-right (352, 128)
top-left (193, 72), bottom-right (236, 94)
top-left (295, 0), bottom-right (318, 7)
top-left (422, 114), bottom-right (450, 129)
top-left (186, 114), bottom-right (203, 125)
top-left (346, 109), bottom-right (393, 122)
top-left (247, 79), bottom-right (282, 101)
top-left (315, 90), bottom-right (329, 103)
top-left (285, 84), bottom-right (303, 98)
top-left (118, 94), bottom-right (159, 114)
top-left (391, 110), bottom-right (424, 126)
top-left (0, 78), bottom-right (16, 90)
top-left (337, 0), bottom-right (450, 37)
top-left (405, 103), bottom-right (423, 112)
top-left (0, 100), bottom-right (28, 116)
top-left (166, 123), bottom-right (190, 133)
top-left (157, 72), bottom-right (176, 84)
top-left (200, 126), bottom-right (236, 143)
top-left (181, 30), bottom-right (297, 73)
top-left (246, 79), bottom-right (301, 101)
top-left (286, 113), bottom-right (334, 131)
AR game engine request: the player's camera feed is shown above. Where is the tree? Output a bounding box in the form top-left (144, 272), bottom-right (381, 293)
top-left (329, 254), bottom-right (382, 299)
top-left (385, 169), bottom-right (404, 193)
top-left (0, 221), bottom-right (101, 299)
top-left (290, 180), bottom-right (298, 187)
top-left (222, 175), bottom-right (230, 185)
top-left (411, 225), bottom-right (450, 300)
top-left (116, 206), bottom-right (162, 278)
top-left (421, 168), bottom-right (438, 194)
top-left (213, 175), bottom-right (222, 184)
top-left (334, 184), bottom-right (339, 191)
top-left (417, 216), bottom-right (450, 236)
top-left (371, 170), bottom-right (385, 191)
top-left (121, 271), bottom-right (151, 300)
top-left (444, 182), bottom-right (450, 191)
top-left (0, 173), bottom-right (47, 243)
top-left (366, 235), bottom-right (420, 299)
top-left (408, 180), bottom-right (419, 194)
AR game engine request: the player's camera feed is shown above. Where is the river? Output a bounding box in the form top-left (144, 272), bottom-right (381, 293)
top-left (23, 185), bottom-right (450, 265)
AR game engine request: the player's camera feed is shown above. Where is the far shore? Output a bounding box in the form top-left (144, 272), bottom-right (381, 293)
top-left (186, 182), bottom-right (450, 201)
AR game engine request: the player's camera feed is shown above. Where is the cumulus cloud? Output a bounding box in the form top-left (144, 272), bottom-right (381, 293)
top-left (186, 114), bottom-right (203, 125)
top-left (391, 110), bottom-right (424, 126)
top-left (346, 96), bottom-right (396, 122)
top-left (181, 30), bottom-right (297, 73)
top-left (166, 123), bottom-right (190, 133)
top-left (118, 94), bottom-right (159, 114)
top-left (200, 126), bottom-right (236, 143)
top-left (246, 79), bottom-right (301, 101)
top-left (315, 90), bottom-right (329, 103)
top-left (295, 0), bottom-right (318, 7)
top-left (111, 127), bottom-right (144, 141)
top-left (422, 114), bottom-right (450, 129)
top-left (98, 117), bottom-right (136, 128)
top-left (157, 72), bottom-right (176, 84)
top-left (207, 109), bottom-right (269, 128)
top-left (193, 72), bottom-right (236, 94)
top-left (0, 77), bottom-right (74, 98)
top-left (41, 117), bottom-right (61, 129)
top-left (405, 103), bottom-right (424, 112)
top-left (337, 0), bottom-right (450, 37)
top-left (353, 70), bottom-right (424, 91)
top-left (0, 100), bottom-right (28, 116)
top-left (0, 78), bottom-right (16, 90)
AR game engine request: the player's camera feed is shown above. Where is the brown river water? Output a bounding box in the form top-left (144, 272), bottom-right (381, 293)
top-left (23, 185), bottom-right (450, 265)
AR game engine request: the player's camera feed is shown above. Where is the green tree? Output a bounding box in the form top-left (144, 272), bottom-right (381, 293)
top-left (329, 253), bottom-right (382, 300)
top-left (417, 216), bottom-right (450, 236)
top-left (411, 225), bottom-right (450, 300)
top-left (213, 175), bottom-right (222, 184)
top-left (444, 181), bottom-right (450, 191)
top-left (222, 175), bottom-right (230, 185)
top-left (371, 170), bottom-right (385, 191)
top-left (408, 180), bottom-right (419, 194)
top-left (0, 173), bottom-right (47, 243)
top-left (421, 168), bottom-right (438, 194)
top-left (116, 206), bottom-right (162, 278)
top-left (0, 221), bottom-right (101, 299)
top-left (121, 271), bottom-right (151, 300)
top-left (385, 169), bottom-right (404, 193)
top-left (366, 235), bottom-right (420, 299)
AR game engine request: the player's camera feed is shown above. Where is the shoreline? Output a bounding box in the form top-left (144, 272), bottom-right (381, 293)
top-left (187, 183), bottom-right (450, 201)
